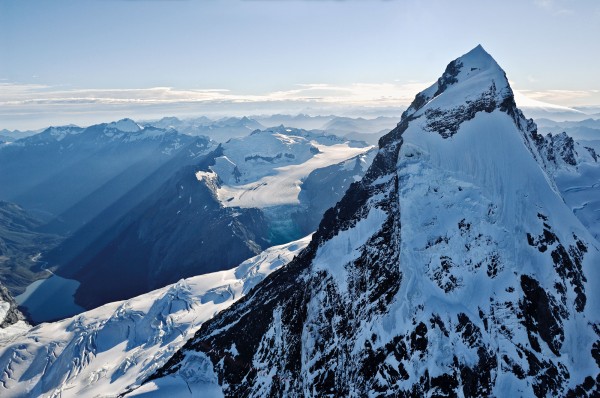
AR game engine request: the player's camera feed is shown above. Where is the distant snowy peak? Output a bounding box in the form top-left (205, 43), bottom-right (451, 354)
top-left (95, 119), bottom-right (194, 149)
top-left (46, 128), bottom-right (77, 142)
top-left (534, 130), bottom-right (598, 171)
top-left (213, 129), bottom-right (318, 185)
top-left (26, 125), bottom-right (84, 144)
top-left (105, 118), bottom-right (142, 133)
top-left (219, 116), bottom-right (262, 129)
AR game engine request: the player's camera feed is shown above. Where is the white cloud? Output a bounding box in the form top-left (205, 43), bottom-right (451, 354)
top-left (2, 80), bottom-right (598, 130)
top-left (0, 81), bottom-right (431, 129)
top-left (0, 81), bottom-right (431, 108)
top-left (516, 88), bottom-right (600, 104)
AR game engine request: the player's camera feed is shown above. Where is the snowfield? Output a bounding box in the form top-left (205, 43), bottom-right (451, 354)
top-left (215, 142), bottom-right (372, 208)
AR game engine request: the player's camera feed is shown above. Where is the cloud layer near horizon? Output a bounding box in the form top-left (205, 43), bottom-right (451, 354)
top-left (0, 81), bottom-right (429, 130)
top-left (1, 81), bottom-right (599, 130)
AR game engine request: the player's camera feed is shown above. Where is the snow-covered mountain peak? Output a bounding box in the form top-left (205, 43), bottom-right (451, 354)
top-left (401, 45), bottom-right (514, 139)
top-left (455, 44), bottom-right (498, 71)
top-left (106, 118), bottom-right (142, 133)
top-left (146, 48), bottom-right (600, 397)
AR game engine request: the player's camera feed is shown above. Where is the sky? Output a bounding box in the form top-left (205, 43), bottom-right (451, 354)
top-left (1, 0), bottom-right (599, 130)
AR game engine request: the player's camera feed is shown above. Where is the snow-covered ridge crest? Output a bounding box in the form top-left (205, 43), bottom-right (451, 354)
top-left (105, 118), bottom-right (142, 133)
top-left (0, 236), bottom-right (311, 398)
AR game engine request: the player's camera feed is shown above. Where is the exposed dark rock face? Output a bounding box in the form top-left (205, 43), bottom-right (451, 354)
top-left (244, 152), bottom-right (296, 162)
top-left (434, 59), bottom-right (463, 97)
top-left (585, 146), bottom-right (598, 162)
top-left (520, 274), bottom-right (565, 356)
top-left (0, 282), bottom-right (26, 328)
top-left (533, 131), bottom-right (579, 167)
top-left (526, 214), bottom-right (588, 312)
top-left (424, 83), bottom-right (499, 138)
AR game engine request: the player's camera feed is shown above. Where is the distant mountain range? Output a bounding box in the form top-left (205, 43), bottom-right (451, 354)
top-left (142, 114), bottom-right (398, 145)
top-left (143, 116), bottom-right (264, 141)
top-left (0, 118), bottom-right (375, 320)
top-left (51, 126), bottom-right (373, 310)
top-left (0, 119), bottom-right (207, 233)
top-left (536, 118), bottom-right (600, 141)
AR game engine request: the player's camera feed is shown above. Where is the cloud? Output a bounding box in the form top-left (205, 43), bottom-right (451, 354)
top-left (516, 89), bottom-right (600, 104)
top-left (0, 81), bottom-right (430, 129)
top-left (0, 81), bottom-right (431, 108)
top-left (3, 81), bottom-right (598, 130)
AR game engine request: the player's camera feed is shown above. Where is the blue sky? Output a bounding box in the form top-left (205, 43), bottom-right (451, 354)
top-left (1, 0), bottom-right (599, 129)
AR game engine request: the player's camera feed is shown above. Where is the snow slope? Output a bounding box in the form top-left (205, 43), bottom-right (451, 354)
top-left (0, 236), bottom-right (310, 397)
top-left (148, 45), bottom-right (600, 397)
